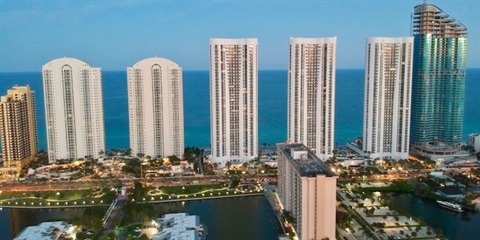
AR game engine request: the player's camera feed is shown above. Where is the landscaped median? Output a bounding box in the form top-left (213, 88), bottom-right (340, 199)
top-left (0, 188), bottom-right (116, 208)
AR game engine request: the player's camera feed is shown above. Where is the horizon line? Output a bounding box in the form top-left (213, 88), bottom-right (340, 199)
top-left (2, 67), bottom-right (480, 74)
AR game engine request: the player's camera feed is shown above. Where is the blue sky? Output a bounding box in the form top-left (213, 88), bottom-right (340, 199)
top-left (0, 0), bottom-right (479, 72)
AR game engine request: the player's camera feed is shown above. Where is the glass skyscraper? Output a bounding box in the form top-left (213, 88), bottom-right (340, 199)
top-left (410, 2), bottom-right (467, 148)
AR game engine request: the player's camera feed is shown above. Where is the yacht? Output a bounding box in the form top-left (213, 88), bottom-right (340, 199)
top-left (436, 200), bottom-right (463, 212)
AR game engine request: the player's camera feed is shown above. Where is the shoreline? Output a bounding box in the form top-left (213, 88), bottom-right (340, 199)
top-left (0, 192), bottom-right (264, 209)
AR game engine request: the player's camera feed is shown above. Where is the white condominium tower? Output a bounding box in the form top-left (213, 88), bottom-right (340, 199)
top-left (43, 57), bottom-right (105, 162)
top-left (210, 38), bottom-right (258, 165)
top-left (363, 37), bottom-right (414, 160)
top-left (277, 143), bottom-right (337, 240)
top-left (288, 37), bottom-right (336, 160)
top-left (0, 86), bottom-right (38, 170)
top-left (127, 57), bottom-right (184, 158)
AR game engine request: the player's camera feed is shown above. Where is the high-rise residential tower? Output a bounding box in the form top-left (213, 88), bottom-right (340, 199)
top-left (363, 37), bottom-right (414, 160)
top-left (127, 57), bottom-right (184, 158)
top-left (43, 57), bottom-right (105, 162)
top-left (287, 37), bottom-right (336, 160)
top-left (277, 142), bottom-right (337, 240)
top-left (0, 86), bottom-right (38, 170)
top-left (210, 38), bottom-right (258, 165)
top-left (410, 3), bottom-right (467, 151)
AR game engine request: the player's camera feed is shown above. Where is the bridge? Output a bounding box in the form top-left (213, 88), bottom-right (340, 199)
top-left (99, 187), bottom-right (128, 236)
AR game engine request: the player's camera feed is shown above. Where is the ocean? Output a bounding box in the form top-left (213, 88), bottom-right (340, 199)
top-left (0, 69), bottom-right (479, 151)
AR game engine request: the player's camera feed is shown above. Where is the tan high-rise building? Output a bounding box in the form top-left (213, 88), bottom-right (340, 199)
top-left (209, 38), bottom-right (258, 165)
top-left (277, 142), bottom-right (337, 240)
top-left (127, 57), bottom-right (184, 158)
top-left (0, 86), bottom-right (38, 170)
top-left (288, 37), bottom-right (336, 160)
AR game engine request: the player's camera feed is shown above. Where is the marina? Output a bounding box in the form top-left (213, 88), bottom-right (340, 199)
top-left (390, 193), bottom-right (480, 240)
top-left (0, 195), bottom-right (283, 240)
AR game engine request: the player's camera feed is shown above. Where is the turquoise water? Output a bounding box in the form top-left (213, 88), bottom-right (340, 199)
top-left (0, 69), bottom-right (478, 150)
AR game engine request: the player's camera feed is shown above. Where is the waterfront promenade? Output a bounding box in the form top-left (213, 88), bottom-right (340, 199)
top-left (0, 181), bottom-right (265, 209)
top-left (262, 183), bottom-right (299, 239)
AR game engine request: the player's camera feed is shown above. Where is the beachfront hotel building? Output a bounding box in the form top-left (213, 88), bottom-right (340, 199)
top-left (410, 2), bottom-right (468, 153)
top-left (127, 57), bottom-right (184, 158)
top-left (209, 38), bottom-right (258, 165)
top-left (42, 57), bottom-right (105, 162)
top-left (287, 37), bottom-right (336, 161)
top-left (363, 37), bottom-right (414, 160)
top-left (0, 86), bottom-right (38, 170)
top-left (277, 142), bottom-right (337, 240)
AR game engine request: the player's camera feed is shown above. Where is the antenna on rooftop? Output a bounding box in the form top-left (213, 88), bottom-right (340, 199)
top-left (410, 13), bottom-right (413, 36)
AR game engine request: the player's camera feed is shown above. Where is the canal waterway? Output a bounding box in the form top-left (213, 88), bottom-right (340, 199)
top-left (0, 196), bottom-right (282, 240)
top-left (0, 207), bottom-right (87, 240)
top-left (389, 193), bottom-right (480, 240)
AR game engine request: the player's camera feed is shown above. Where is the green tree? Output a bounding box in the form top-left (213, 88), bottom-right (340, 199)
top-left (226, 161), bottom-right (232, 170)
top-left (230, 177), bottom-right (240, 189)
top-left (121, 202), bottom-right (155, 225)
top-left (281, 210), bottom-right (295, 224)
top-left (168, 155), bottom-right (181, 165)
top-left (99, 231), bottom-right (117, 240)
top-left (336, 210), bottom-right (352, 228)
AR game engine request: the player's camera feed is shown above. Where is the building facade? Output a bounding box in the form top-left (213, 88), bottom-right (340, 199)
top-left (410, 3), bottom-right (468, 148)
top-left (209, 38), bottom-right (258, 165)
top-left (127, 57), bottom-right (184, 158)
top-left (277, 143), bottom-right (337, 240)
top-left (363, 37), bottom-right (414, 160)
top-left (467, 133), bottom-right (480, 153)
top-left (0, 86), bottom-right (38, 170)
top-left (287, 37), bottom-right (336, 160)
top-left (42, 57), bottom-right (105, 162)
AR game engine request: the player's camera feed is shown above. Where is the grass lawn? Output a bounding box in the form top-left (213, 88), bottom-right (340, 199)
top-left (159, 184), bottom-right (226, 194)
top-left (0, 189), bottom-right (115, 206)
top-left (1, 189), bottom-right (92, 200)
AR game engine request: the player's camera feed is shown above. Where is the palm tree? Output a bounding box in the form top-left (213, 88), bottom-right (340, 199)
top-left (377, 228), bottom-right (386, 237)
top-left (361, 229), bottom-right (374, 240)
top-left (226, 161), bottom-right (232, 170)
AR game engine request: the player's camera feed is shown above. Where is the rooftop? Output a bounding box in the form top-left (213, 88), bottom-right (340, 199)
top-left (278, 143), bottom-right (336, 177)
top-left (14, 221), bottom-right (72, 240)
top-left (154, 213), bottom-right (203, 240)
top-left (413, 2), bottom-right (467, 37)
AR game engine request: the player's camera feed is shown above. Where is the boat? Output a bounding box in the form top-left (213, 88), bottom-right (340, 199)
top-left (436, 200), bottom-right (463, 212)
